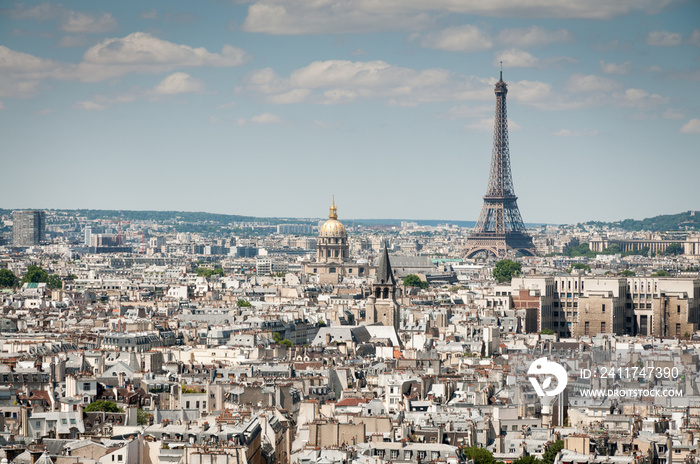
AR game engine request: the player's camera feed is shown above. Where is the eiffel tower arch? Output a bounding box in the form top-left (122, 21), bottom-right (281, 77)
top-left (465, 72), bottom-right (536, 259)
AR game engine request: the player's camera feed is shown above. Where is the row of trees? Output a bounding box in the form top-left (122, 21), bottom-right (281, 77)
top-left (0, 265), bottom-right (63, 289)
top-left (560, 239), bottom-right (684, 258)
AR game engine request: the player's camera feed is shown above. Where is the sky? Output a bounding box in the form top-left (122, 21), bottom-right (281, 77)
top-left (1, 0), bottom-right (699, 225)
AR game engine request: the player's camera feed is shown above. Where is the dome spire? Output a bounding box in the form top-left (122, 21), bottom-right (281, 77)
top-left (329, 195), bottom-right (338, 220)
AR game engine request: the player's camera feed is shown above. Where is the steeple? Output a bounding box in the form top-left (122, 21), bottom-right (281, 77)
top-left (367, 241), bottom-right (400, 331)
top-left (375, 242), bottom-right (396, 285)
top-left (329, 195), bottom-right (338, 220)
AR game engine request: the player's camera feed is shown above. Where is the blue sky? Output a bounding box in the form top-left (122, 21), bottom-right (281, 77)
top-left (1, 0), bottom-right (699, 224)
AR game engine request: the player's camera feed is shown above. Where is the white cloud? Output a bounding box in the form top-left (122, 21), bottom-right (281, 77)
top-left (690, 29), bottom-right (700, 46)
top-left (663, 109), bottom-right (684, 120)
top-left (74, 100), bottom-right (107, 111)
top-left (4, 4), bottom-right (117, 34)
top-left (36, 108), bottom-right (52, 115)
top-left (567, 74), bottom-right (618, 93)
top-left (680, 119), bottom-right (700, 134)
top-left (239, 0), bottom-right (674, 35)
top-left (553, 128), bottom-right (598, 137)
top-left (237, 113), bottom-right (283, 125)
top-left (268, 88), bottom-right (311, 104)
top-left (0, 34), bottom-right (249, 97)
top-left (0, 46), bottom-right (61, 97)
top-left (497, 26), bottom-right (573, 47)
top-left (60, 11), bottom-right (116, 34)
top-left (241, 1), bottom-right (431, 34)
top-left (613, 88), bottom-right (668, 108)
top-left (153, 72), bottom-right (204, 95)
top-left (77, 33), bottom-right (249, 81)
top-left (646, 30), bottom-right (681, 46)
top-left (494, 49), bottom-right (539, 68)
top-left (244, 59), bottom-right (496, 107)
top-left (418, 25), bottom-right (493, 52)
top-left (599, 60), bottom-right (632, 75)
top-left (4, 2), bottom-right (65, 21)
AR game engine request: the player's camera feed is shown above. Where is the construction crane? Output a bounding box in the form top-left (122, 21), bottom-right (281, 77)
top-left (98, 217), bottom-right (131, 245)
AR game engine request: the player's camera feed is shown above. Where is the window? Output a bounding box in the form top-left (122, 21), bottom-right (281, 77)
top-left (584, 321), bottom-right (589, 336)
top-left (678, 305), bottom-right (681, 314)
top-left (186, 401), bottom-right (190, 408)
top-left (601, 304), bottom-right (606, 312)
top-left (601, 322), bottom-right (606, 332)
top-left (83, 383), bottom-right (91, 390)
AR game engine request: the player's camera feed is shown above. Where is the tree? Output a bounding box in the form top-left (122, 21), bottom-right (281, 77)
top-left (462, 446), bottom-right (496, 464)
top-left (540, 329), bottom-right (555, 335)
top-left (619, 270), bottom-right (635, 277)
top-left (137, 409), bottom-right (151, 425)
top-left (493, 260), bottom-right (522, 283)
top-left (513, 457), bottom-right (542, 464)
top-left (602, 243), bottom-right (622, 255)
top-left (663, 243), bottom-right (683, 256)
top-left (568, 263), bottom-right (591, 273)
top-left (403, 274), bottom-right (428, 289)
top-left (47, 274), bottom-right (62, 290)
top-left (651, 270), bottom-right (670, 277)
top-left (0, 269), bottom-right (18, 288)
top-left (83, 400), bottom-right (123, 413)
top-left (237, 299), bottom-right (252, 307)
top-left (196, 267), bottom-right (224, 278)
top-left (21, 265), bottom-right (49, 284)
top-left (542, 440), bottom-right (564, 464)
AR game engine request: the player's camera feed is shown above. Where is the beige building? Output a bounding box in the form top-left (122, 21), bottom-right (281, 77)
top-left (507, 275), bottom-right (700, 337)
top-left (588, 234), bottom-right (700, 256)
top-left (302, 198), bottom-right (369, 284)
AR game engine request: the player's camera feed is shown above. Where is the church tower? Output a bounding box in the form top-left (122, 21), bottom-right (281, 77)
top-left (366, 243), bottom-right (400, 331)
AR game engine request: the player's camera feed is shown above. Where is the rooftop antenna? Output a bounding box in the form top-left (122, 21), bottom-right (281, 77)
top-left (500, 61), bottom-right (503, 80)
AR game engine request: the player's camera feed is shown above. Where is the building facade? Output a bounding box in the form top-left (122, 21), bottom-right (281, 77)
top-left (507, 275), bottom-right (700, 338)
top-left (12, 210), bottom-right (46, 247)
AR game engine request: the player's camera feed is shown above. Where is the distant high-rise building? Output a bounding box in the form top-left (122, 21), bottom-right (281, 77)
top-left (464, 71), bottom-right (535, 258)
top-left (12, 210), bottom-right (46, 246)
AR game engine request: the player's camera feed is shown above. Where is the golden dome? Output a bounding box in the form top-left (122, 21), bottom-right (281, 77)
top-left (319, 197), bottom-right (347, 237)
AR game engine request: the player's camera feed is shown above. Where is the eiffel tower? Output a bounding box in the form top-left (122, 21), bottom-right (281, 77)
top-left (465, 71), bottom-right (535, 258)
